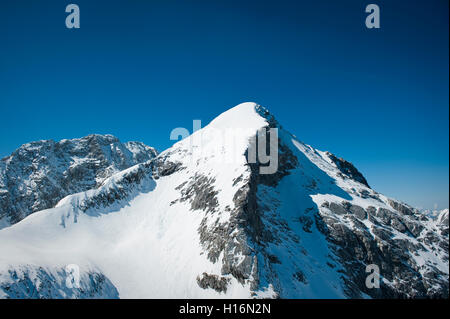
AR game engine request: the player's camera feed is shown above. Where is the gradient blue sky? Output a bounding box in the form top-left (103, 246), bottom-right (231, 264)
top-left (0, 0), bottom-right (448, 209)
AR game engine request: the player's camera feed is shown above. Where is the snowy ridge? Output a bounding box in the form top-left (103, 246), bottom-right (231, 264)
top-left (0, 134), bottom-right (157, 228)
top-left (0, 103), bottom-right (448, 298)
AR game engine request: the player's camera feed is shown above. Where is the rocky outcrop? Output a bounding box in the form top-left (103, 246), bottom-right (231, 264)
top-left (197, 273), bottom-right (230, 293)
top-left (326, 152), bottom-right (370, 188)
top-left (0, 266), bottom-right (119, 299)
top-left (318, 201), bottom-right (448, 298)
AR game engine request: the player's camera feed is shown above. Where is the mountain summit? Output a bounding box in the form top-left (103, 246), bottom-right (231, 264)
top-left (0, 103), bottom-right (447, 298)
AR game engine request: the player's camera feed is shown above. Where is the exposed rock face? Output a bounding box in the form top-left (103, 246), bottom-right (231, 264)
top-left (0, 134), bottom-right (157, 228)
top-left (197, 273), bottom-right (230, 293)
top-left (318, 202), bottom-right (448, 298)
top-left (193, 112), bottom-right (300, 294)
top-left (326, 152), bottom-right (370, 188)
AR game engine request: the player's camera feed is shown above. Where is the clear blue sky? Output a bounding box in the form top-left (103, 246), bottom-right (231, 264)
top-left (0, 0), bottom-right (448, 209)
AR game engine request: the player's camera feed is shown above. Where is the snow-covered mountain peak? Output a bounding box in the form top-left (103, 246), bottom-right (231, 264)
top-left (0, 104), bottom-right (447, 299)
top-left (208, 102), bottom-right (268, 130)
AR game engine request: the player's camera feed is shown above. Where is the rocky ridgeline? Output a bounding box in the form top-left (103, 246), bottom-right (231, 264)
top-left (0, 134), bottom-right (157, 227)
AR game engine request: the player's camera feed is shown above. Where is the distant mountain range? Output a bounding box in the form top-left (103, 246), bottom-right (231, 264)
top-left (0, 103), bottom-right (447, 298)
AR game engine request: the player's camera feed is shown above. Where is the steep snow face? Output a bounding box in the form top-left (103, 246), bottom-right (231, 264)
top-left (0, 134), bottom-right (157, 228)
top-left (0, 103), bottom-right (448, 299)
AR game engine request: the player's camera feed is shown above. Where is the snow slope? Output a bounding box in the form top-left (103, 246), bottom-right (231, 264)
top-left (0, 103), bottom-right (448, 298)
